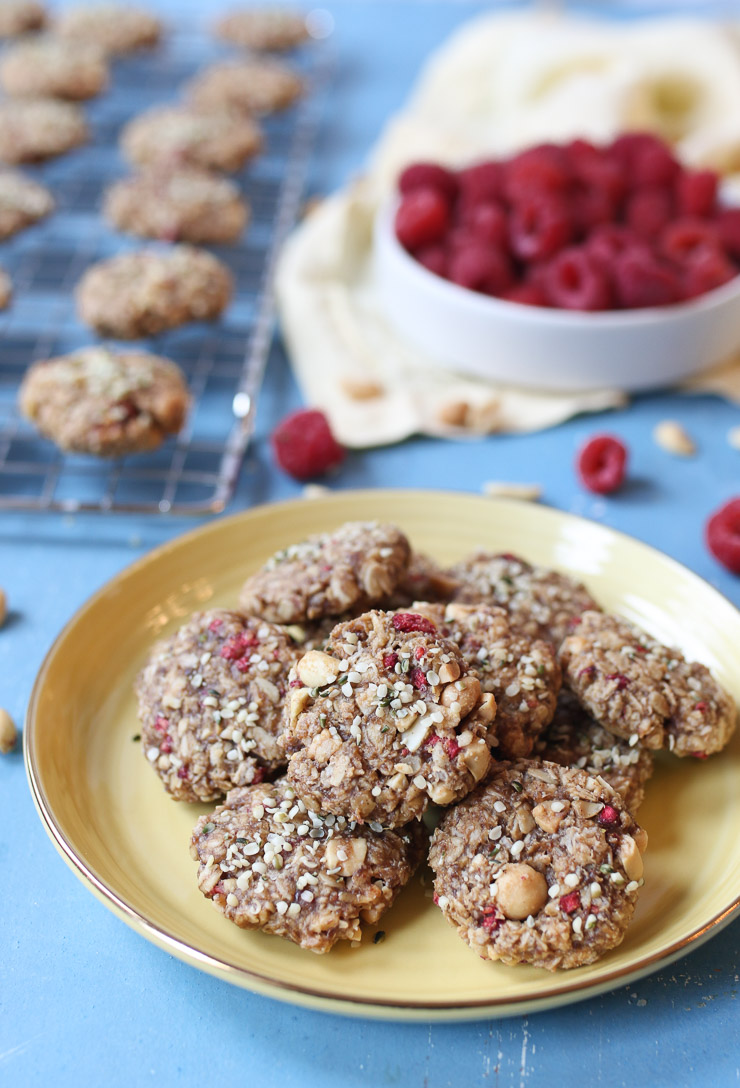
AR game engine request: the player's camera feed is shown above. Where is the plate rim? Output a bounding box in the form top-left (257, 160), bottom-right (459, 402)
top-left (23, 488), bottom-right (740, 1020)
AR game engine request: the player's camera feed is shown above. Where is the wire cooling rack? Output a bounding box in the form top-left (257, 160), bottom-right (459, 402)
top-left (0, 24), bottom-right (329, 514)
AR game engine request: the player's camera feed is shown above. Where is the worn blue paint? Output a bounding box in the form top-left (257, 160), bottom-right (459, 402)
top-left (2, 2), bottom-right (740, 1085)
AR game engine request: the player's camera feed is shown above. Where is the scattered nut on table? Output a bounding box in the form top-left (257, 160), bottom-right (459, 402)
top-left (0, 708), bottom-right (17, 754)
top-left (727, 425), bottom-right (740, 451)
top-left (653, 420), bottom-right (696, 456)
top-left (0, 586), bottom-right (6, 627)
top-left (482, 481), bottom-right (542, 501)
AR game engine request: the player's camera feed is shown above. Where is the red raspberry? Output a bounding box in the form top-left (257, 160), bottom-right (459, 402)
top-left (660, 218), bottom-right (720, 264)
top-left (500, 282), bottom-right (548, 307)
top-left (395, 188), bottom-right (450, 251)
top-left (613, 249), bottom-right (681, 309)
top-left (598, 804), bottom-right (620, 829)
top-left (509, 195), bottom-right (572, 261)
top-left (542, 247), bottom-right (611, 311)
top-left (676, 170), bottom-right (718, 218)
top-left (271, 408), bottom-right (345, 481)
top-left (609, 133), bottom-right (678, 187)
top-left (448, 242), bottom-right (512, 295)
top-left (382, 652), bottom-right (398, 670)
top-left (706, 498), bottom-right (740, 573)
top-left (391, 612), bottom-right (437, 634)
top-left (504, 144), bottom-right (570, 200)
top-left (586, 224), bottom-right (644, 270)
top-left (410, 667), bottom-right (428, 689)
top-left (577, 434), bottom-right (628, 494)
top-left (566, 138), bottom-right (626, 203)
top-left (457, 160), bottom-right (503, 208)
top-left (414, 243), bottom-right (447, 278)
top-left (398, 162), bottom-right (458, 201)
top-left (460, 200), bottom-right (508, 248)
top-left (625, 187), bottom-right (673, 240)
top-left (715, 209), bottom-right (740, 259)
top-left (481, 909), bottom-right (503, 932)
top-left (682, 248), bottom-right (737, 299)
top-left (571, 183), bottom-right (616, 235)
top-left (559, 891), bottom-right (581, 914)
top-left (443, 736), bottom-right (461, 759)
top-left (605, 673), bottom-right (630, 690)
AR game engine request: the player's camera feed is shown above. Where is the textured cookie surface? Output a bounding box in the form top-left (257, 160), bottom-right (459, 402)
top-left (121, 105), bottom-right (263, 172)
top-left (0, 0), bottom-right (46, 37)
top-left (137, 610), bottom-right (299, 802)
top-left (77, 245), bottom-right (232, 339)
top-left (0, 35), bottom-right (108, 100)
top-left (214, 7), bottom-right (309, 51)
top-left (429, 760), bottom-right (647, 970)
top-left (56, 4), bottom-right (161, 54)
top-left (104, 166), bottom-right (249, 243)
top-left (0, 98), bottom-right (88, 163)
top-left (188, 58), bottom-right (303, 116)
top-left (19, 347), bottom-right (189, 457)
top-left (560, 611), bottom-right (737, 757)
top-left (191, 778), bottom-right (424, 952)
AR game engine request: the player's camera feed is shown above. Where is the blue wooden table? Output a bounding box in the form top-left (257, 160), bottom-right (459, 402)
top-left (2, 3), bottom-right (740, 1085)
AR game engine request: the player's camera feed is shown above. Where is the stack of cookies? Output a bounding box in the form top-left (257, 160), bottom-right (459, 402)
top-left (135, 519), bottom-right (737, 968)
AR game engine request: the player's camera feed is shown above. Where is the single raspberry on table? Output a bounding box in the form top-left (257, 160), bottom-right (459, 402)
top-left (395, 187), bottom-right (450, 250)
top-left (271, 408), bottom-right (345, 481)
top-left (398, 162), bottom-right (458, 202)
top-left (576, 434), bottom-right (628, 494)
top-left (542, 247), bottom-right (611, 311)
top-left (706, 498), bottom-right (740, 573)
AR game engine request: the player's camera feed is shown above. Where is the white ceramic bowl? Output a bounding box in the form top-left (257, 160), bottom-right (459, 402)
top-left (373, 201), bottom-right (740, 392)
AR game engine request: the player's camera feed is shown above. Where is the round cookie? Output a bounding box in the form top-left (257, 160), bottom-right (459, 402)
top-left (281, 609), bottom-right (495, 827)
top-left (0, 1), bottom-right (46, 38)
top-left (0, 265), bottom-right (11, 309)
top-left (238, 521), bottom-right (411, 624)
top-left (137, 610), bottom-right (299, 803)
top-left (412, 602), bottom-right (561, 759)
top-left (188, 58), bottom-right (303, 116)
top-left (450, 552), bottom-right (600, 648)
top-left (0, 98), bottom-right (88, 163)
top-left (0, 35), bottom-right (109, 101)
top-left (120, 105), bottom-right (263, 173)
top-left (56, 4), bottom-right (161, 55)
top-left (0, 168), bottom-right (54, 239)
top-left (214, 8), bottom-right (309, 52)
top-left (76, 246), bottom-right (233, 339)
top-left (191, 778), bottom-right (425, 952)
top-left (534, 691), bottom-right (654, 813)
top-left (429, 760), bottom-right (648, 971)
top-left (559, 610), bottom-right (737, 757)
top-left (19, 346), bottom-right (189, 457)
top-left (104, 166), bottom-right (249, 244)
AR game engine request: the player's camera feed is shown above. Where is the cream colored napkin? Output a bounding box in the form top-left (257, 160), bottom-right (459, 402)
top-left (275, 10), bottom-right (740, 448)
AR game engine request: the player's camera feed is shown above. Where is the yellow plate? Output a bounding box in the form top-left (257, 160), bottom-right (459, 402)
top-left (24, 490), bottom-right (740, 1020)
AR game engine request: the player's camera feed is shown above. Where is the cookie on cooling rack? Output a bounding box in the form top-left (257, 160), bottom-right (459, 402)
top-left (0, 36), bottom-right (109, 101)
top-left (0, 99), bottom-right (88, 163)
top-left (56, 4), bottom-right (161, 55)
top-left (0, 1), bottom-right (46, 38)
top-left (0, 169), bottom-right (54, 239)
top-left (120, 104), bottom-right (263, 173)
top-left (77, 246), bottom-right (233, 339)
top-left (0, 266), bottom-right (11, 309)
top-left (104, 166), bottom-right (249, 244)
top-left (188, 58), bottom-right (303, 116)
top-left (19, 347), bottom-right (189, 457)
top-left (214, 7), bottom-right (310, 52)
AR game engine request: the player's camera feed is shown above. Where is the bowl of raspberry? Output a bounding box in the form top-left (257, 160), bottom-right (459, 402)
top-left (374, 135), bottom-right (740, 392)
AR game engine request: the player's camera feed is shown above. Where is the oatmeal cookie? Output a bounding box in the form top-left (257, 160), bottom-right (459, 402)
top-left (412, 602), bottom-right (560, 759)
top-left (0, 98), bottom-right (88, 163)
top-left (76, 246), bottom-right (232, 339)
top-left (450, 552), bottom-right (600, 648)
top-left (191, 778), bottom-right (425, 952)
top-left (104, 166), bottom-right (249, 244)
top-left (559, 611), bottom-right (736, 757)
top-left (121, 105), bottom-right (263, 173)
top-left (56, 4), bottom-right (161, 55)
top-left (239, 521), bottom-right (411, 624)
top-left (0, 168), bottom-right (54, 238)
top-left (381, 552), bottom-right (460, 610)
top-left (0, 0), bottom-right (46, 37)
top-left (282, 610), bottom-right (495, 827)
top-left (0, 265), bottom-right (11, 309)
top-left (214, 8), bottom-right (309, 52)
top-left (0, 35), bottom-right (109, 101)
top-left (137, 610), bottom-right (299, 803)
top-left (429, 760), bottom-right (647, 971)
top-left (188, 58), bottom-right (303, 116)
top-left (535, 691), bottom-right (653, 812)
top-left (19, 347), bottom-right (189, 457)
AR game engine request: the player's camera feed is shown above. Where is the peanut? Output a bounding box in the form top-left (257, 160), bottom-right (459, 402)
top-left (437, 661), bottom-right (461, 684)
top-left (0, 587), bottom-right (6, 628)
top-left (0, 708), bottom-right (17, 754)
top-left (619, 834), bottom-right (644, 882)
top-left (653, 419), bottom-right (696, 456)
top-left (460, 737), bottom-right (490, 782)
top-left (440, 675), bottom-right (481, 718)
top-left (494, 863), bottom-right (548, 920)
top-left (532, 800), bottom-right (569, 834)
top-left (482, 481), bottom-right (542, 502)
top-left (296, 650), bottom-right (341, 688)
top-left (324, 836), bottom-right (367, 877)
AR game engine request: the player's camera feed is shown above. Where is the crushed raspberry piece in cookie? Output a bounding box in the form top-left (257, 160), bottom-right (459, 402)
top-left (271, 408), bottom-right (345, 481)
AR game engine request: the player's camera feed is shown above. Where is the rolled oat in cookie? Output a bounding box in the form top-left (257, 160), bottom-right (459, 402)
top-left (19, 347), bottom-right (188, 457)
top-left (104, 165), bottom-right (249, 244)
top-left (239, 520), bottom-right (411, 624)
top-left (0, 35), bottom-right (109, 101)
top-left (559, 611), bottom-right (736, 757)
top-left (0, 169), bottom-right (54, 239)
top-left (187, 58), bottom-right (303, 117)
top-left (76, 246), bottom-right (232, 339)
top-left (214, 8), bottom-right (309, 52)
top-left (0, 98), bottom-right (88, 163)
top-left (412, 602), bottom-right (560, 759)
top-left (535, 690), bottom-right (653, 812)
top-left (120, 104), bottom-right (263, 173)
top-left (429, 760), bottom-right (647, 971)
top-left (450, 552), bottom-right (600, 648)
top-left (0, 1), bottom-right (46, 37)
top-left (136, 610), bottom-right (300, 802)
top-left (191, 778), bottom-right (425, 952)
top-left (281, 609), bottom-right (495, 827)
top-left (380, 552), bottom-right (461, 611)
top-left (56, 5), bottom-right (161, 55)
